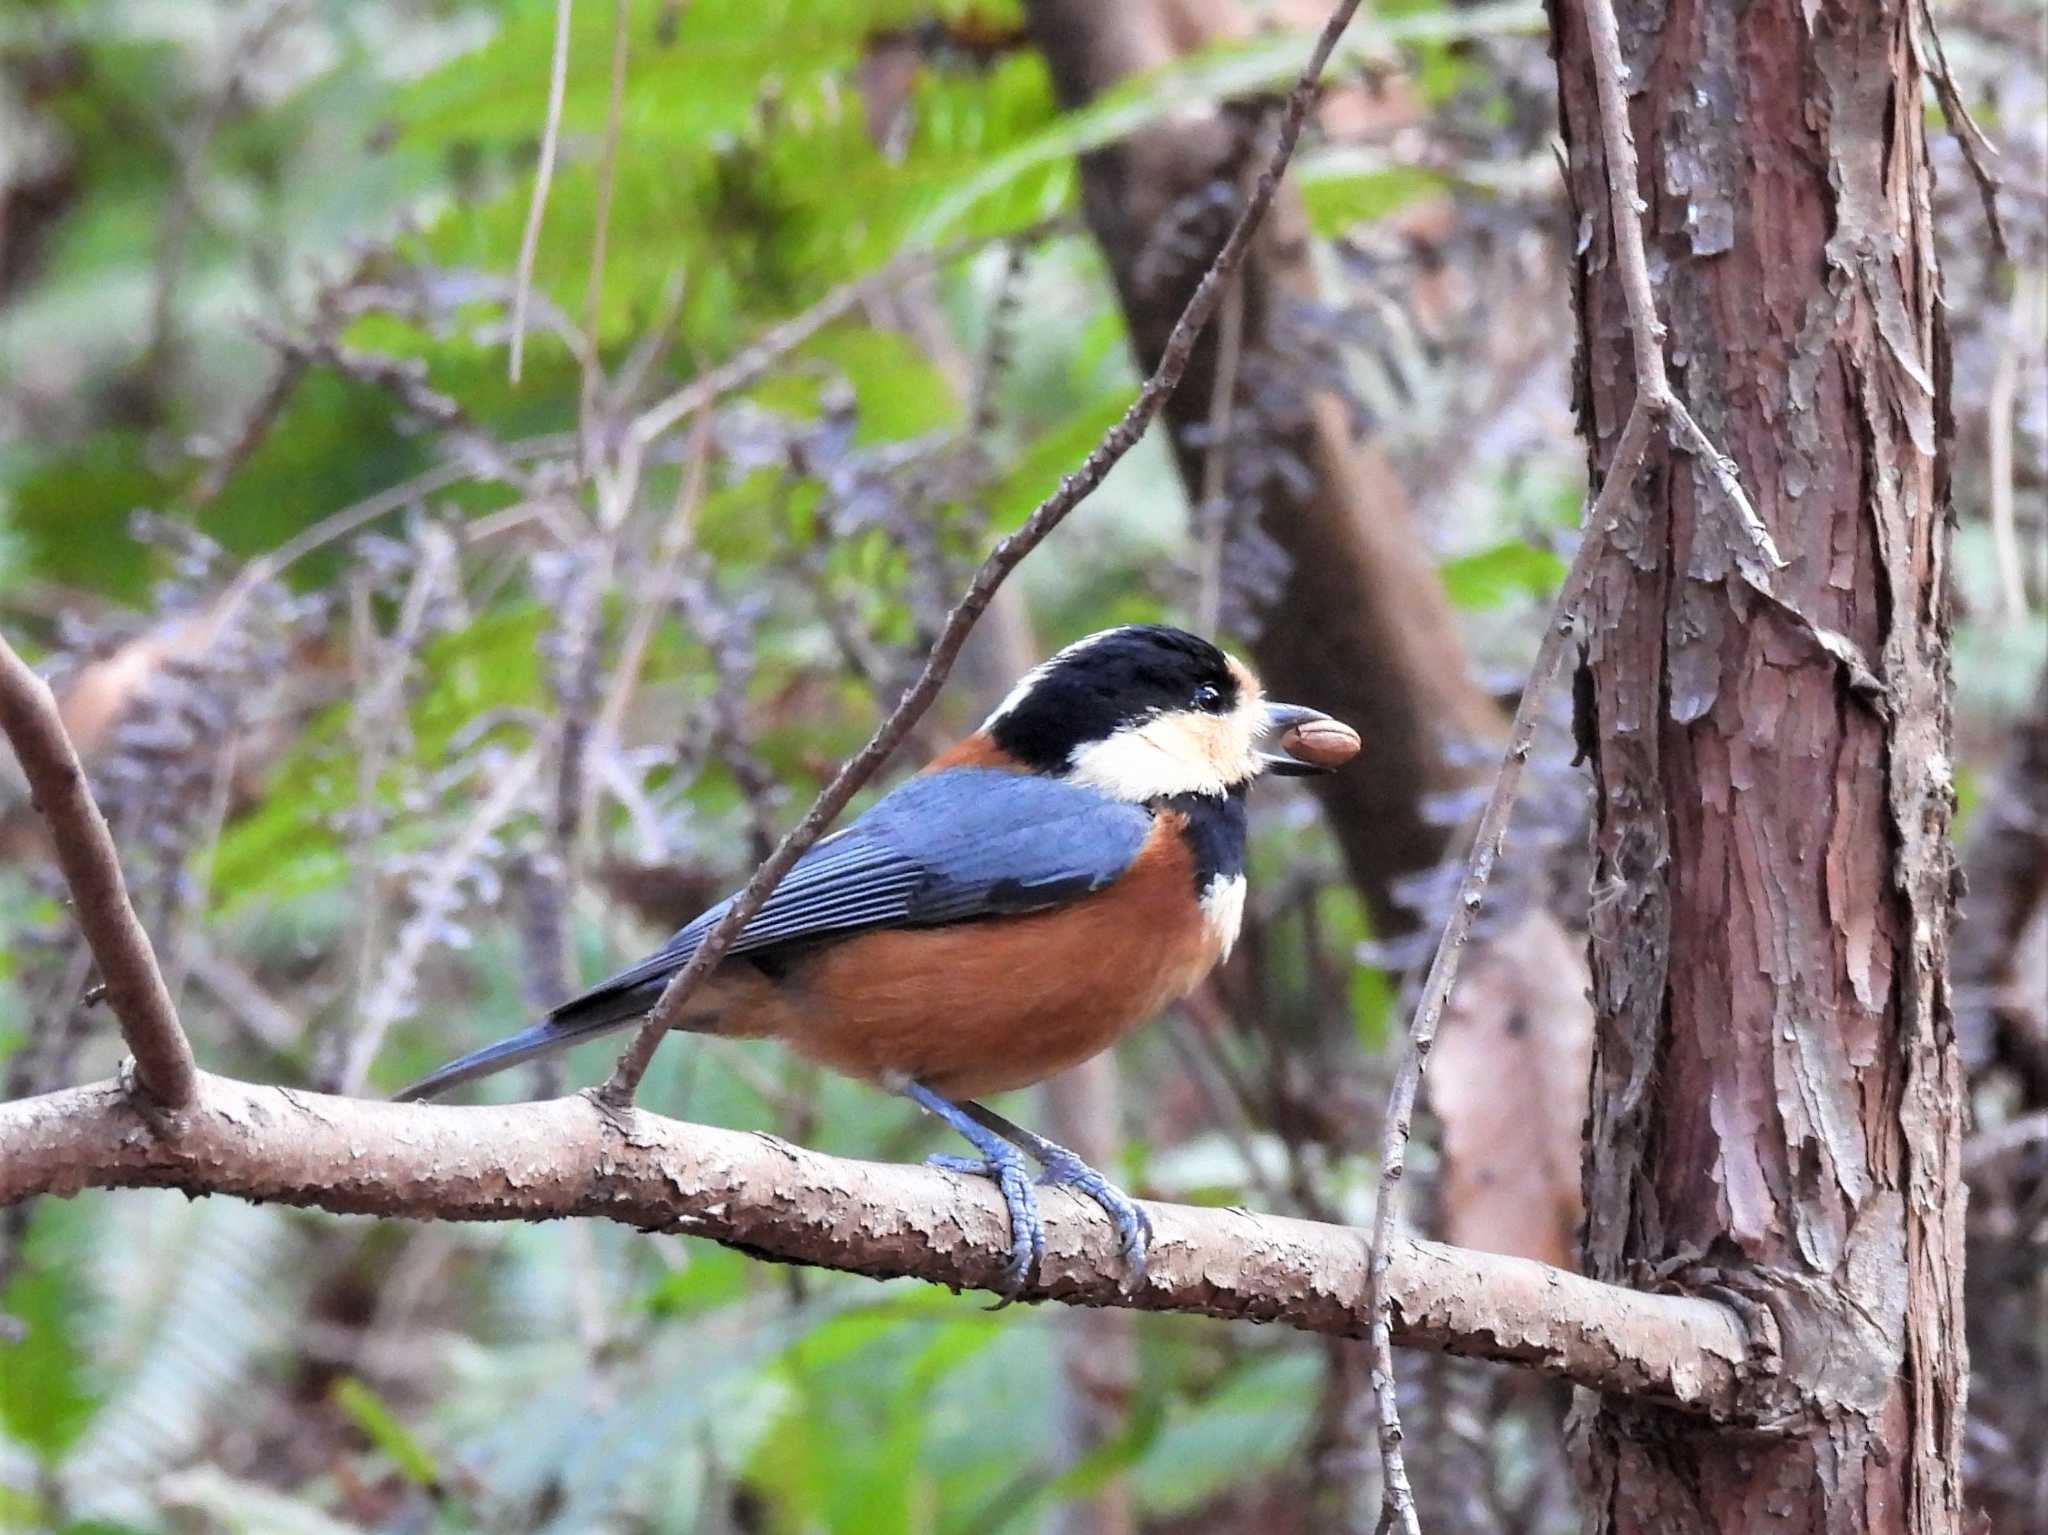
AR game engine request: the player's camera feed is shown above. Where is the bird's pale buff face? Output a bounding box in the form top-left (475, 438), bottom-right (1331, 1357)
top-left (983, 625), bottom-right (1351, 802)
top-left (1062, 655), bottom-right (1268, 802)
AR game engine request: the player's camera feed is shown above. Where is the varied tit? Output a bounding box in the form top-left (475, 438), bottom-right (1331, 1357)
top-left (397, 625), bottom-right (1358, 1296)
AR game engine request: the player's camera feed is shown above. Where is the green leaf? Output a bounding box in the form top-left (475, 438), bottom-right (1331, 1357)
top-left (332, 1377), bottom-right (440, 1488)
top-left (640, 1245), bottom-right (752, 1317)
top-left (1439, 539), bottom-right (1568, 610)
top-left (1299, 160), bottom-right (1447, 236)
top-left (910, 2), bottom-right (1542, 241)
top-left (4, 433), bottom-right (160, 602)
top-left (1128, 1349), bottom-right (1320, 1516)
top-left (987, 386), bottom-right (1130, 528)
top-left (0, 1201), bottom-right (102, 1458)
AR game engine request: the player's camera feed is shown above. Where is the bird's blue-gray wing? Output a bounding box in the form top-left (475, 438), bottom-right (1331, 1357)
top-left (573, 768), bottom-right (1151, 988)
top-left (393, 769), bottom-right (1150, 1100)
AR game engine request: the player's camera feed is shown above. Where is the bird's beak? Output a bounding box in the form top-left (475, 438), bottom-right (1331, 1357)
top-left (1258, 701), bottom-right (1360, 776)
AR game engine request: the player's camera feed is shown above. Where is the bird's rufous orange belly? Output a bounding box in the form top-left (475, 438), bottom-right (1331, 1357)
top-left (702, 827), bottom-right (1219, 1099)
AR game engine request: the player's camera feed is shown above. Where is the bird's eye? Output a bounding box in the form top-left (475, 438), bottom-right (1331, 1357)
top-left (1192, 683), bottom-right (1224, 712)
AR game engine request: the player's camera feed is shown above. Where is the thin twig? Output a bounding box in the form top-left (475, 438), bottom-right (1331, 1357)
top-left (600, 0), bottom-right (1372, 1104)
top-left (192, 244), bottom-right (387, 506)
top-left (1359, 0), bottom-right (1657, 1517)
top-left (185, 937), bottom-right (302, 1056)
top-left (595, 418), bottom-right (715, 749)
top-left (578, 0), bottom-right (631, 458)
top-left (531, 519), bottom-right (616, 1095)
top-left (1195, 139), bottom-right (1263, 638)
top-left (191, 348), bottom-right (312, 505)
top-left (1195, 273), bottom-right (1247, 637)
top-left (1986, 272), bottom-right (2034, 625)
top-left (141, 1), bottom-right (299, 401)
top-left (1362, 0), bottom-right (1680, 1515)
top-left (1912, 0), bottom-right (2007, 263)
top-left (1580, 0), bottom-right (1668, 404)
top-left (1361, 0), bottom-right (1779, 1517)
top-left (784, 463), bottom-right (953, 760)
top-left (161, 719), bottom-right (240, 1012)
top-left (509, 0), bottom-right (574, 384)
top-left (1362, 402), bottom-right (1653, 1535)
top-left (1566, 0), bottom-right (1890, 719)
top-left (341, 746), bottom-right (546, 1095)
top-left (214, 434), bottom-right (578, 626)
top-left (1163, 1012), bottom-right (1292, 1215)
top-left (337, 532), bottom-right (461, 1087)
top-left (0, 633), bottom-right (199, 1109)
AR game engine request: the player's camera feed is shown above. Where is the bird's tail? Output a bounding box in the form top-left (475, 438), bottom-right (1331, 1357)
top-left (391, 981), bottom-right (660, 1103)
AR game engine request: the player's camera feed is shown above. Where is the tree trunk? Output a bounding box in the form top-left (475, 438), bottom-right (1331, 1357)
top-left (1551, 0), bottom-right (1968, 1524)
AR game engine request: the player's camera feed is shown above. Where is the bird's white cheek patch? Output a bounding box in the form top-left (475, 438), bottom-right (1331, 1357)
top-left (1066, 727), bottom-right (1209, 800)
top-left (1200, 873), bottom-right (1247, 960)
top-left (1067, 711), bottom-right (1260, 801)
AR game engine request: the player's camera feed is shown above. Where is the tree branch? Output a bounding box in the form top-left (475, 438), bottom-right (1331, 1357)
top-left (0, 1070), bottom-right (1759, 1417)
top-left (507, 0), bottom-right (572, 384)
top-left (0, 632), bottom-right (198, 1109)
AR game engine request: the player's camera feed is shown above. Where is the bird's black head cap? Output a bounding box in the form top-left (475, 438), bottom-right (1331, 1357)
top-left (985, 624), bottom-right (1244, 773)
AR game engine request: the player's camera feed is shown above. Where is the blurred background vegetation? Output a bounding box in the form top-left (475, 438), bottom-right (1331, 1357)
top-left (0, 1), bottom-right (2040, 1531)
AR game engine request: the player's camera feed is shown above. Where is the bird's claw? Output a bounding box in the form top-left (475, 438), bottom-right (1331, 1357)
top-left (907, 1083), bottom-right (1147, 1302)
top-left (1036, 1147), bottom-right (1151, 1287)
top-left (926, 1149), bottom-right (1043, 1303)
top-left (927, 1146), bottom-right (1151, 1293)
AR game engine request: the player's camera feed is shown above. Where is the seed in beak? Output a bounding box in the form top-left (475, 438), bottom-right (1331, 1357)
top-left (1278, 716), bottom-right (1359, 770)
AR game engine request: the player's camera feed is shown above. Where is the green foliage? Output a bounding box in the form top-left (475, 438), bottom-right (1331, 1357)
top-left (1439, 538), bottom-right (1569, 610)
top-left (398, 0), bottom-right (1065, 359)
top-left (0, 1202), bottom-right (101, 1460)
top-left (910, 1), bottom-right (1539, 240)
top-left (331, 1377), bottom-right (441, 1489)
top-left (1300, 159), bottom-right (1449, 236)
top-left (5, 433), bottom-right (163, 603)
top-left (1126, 1349), bottom-right (1319, 1515)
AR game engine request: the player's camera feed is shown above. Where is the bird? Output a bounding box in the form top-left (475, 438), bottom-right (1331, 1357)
top-left (396, 624), bottom-right (1357, 1296)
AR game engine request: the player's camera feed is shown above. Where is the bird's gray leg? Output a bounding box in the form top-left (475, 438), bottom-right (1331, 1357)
top-left (900, 1080), bottom-right (1041, 1301)
top-left (958, 1099), bottom-right (1152, 1286)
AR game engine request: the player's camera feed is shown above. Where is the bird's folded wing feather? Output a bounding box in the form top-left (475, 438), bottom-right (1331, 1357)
top-left (393, 769), bottom-right (1152, 1100)
top-left (570, 767), bottom-right (1153, 1002)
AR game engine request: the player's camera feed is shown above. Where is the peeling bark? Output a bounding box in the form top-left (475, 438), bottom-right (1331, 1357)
top-left (1552, 0), bottom-right (1967, 1524)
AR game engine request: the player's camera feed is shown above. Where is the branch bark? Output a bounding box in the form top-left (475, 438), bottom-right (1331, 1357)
top-left (0, 632), bottom-right (197, 1109)
top-left (0, 1070), bottom-right (1759, 1416)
